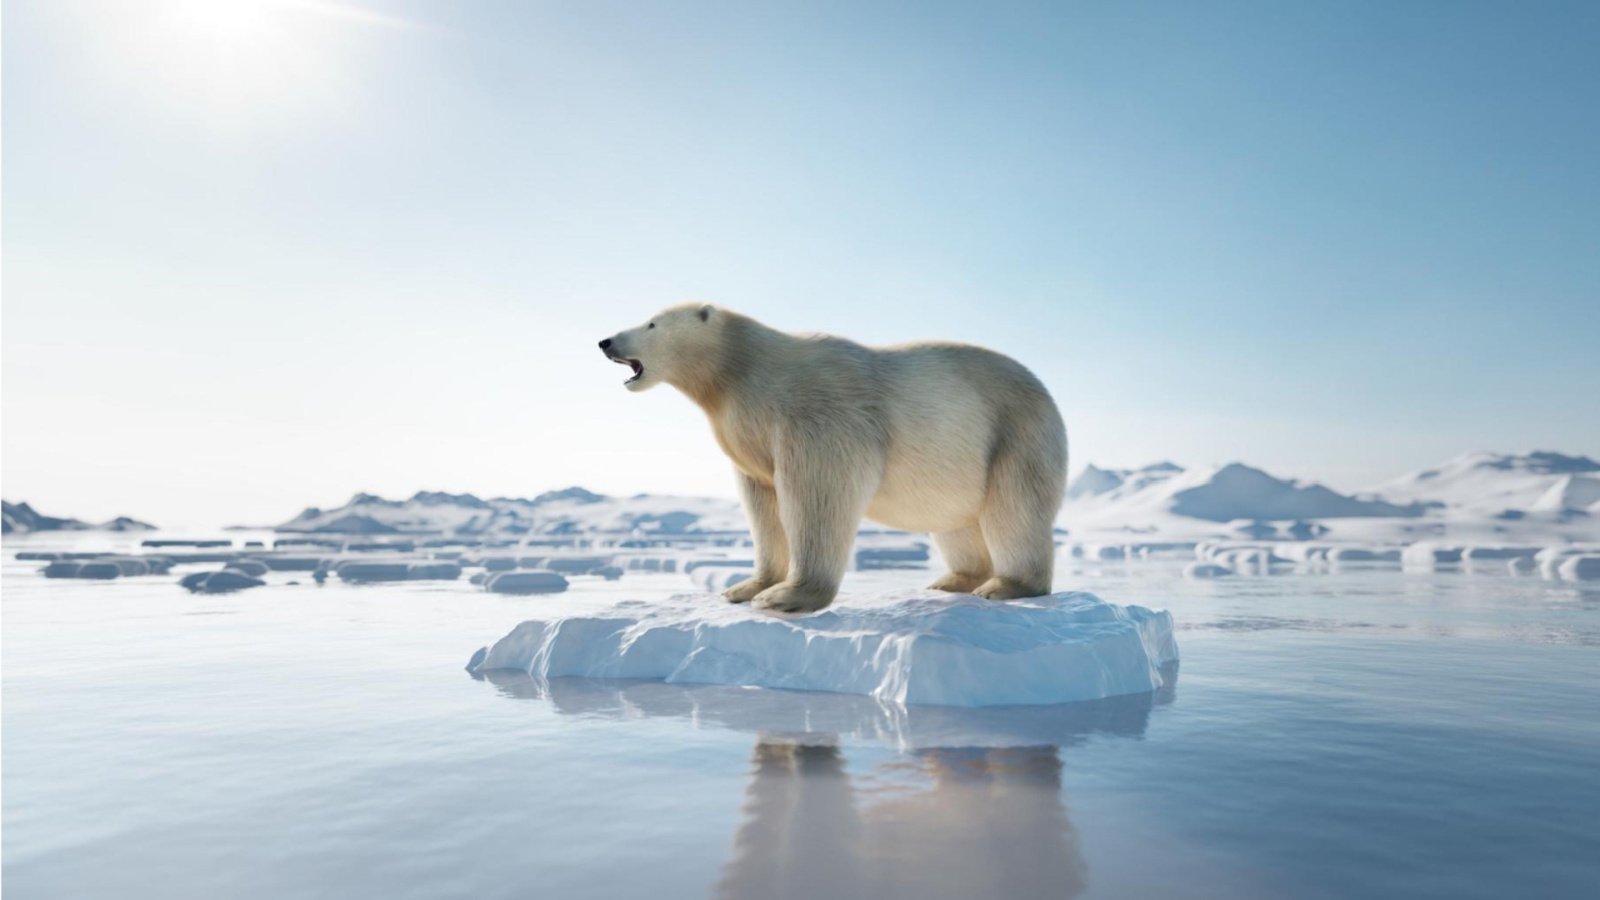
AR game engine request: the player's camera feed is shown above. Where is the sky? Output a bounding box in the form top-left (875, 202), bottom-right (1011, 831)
top-left (4, 0), bottom-right (1598, 529)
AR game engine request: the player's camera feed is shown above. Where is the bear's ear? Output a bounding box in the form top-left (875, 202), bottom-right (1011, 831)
top-left (698, 304), bottom-right (714, 322)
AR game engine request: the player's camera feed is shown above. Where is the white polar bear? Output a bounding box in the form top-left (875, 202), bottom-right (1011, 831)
top-left (600, 304), bottom-right (1067, 613)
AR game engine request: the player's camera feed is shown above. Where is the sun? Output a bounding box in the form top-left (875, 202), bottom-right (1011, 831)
top-left (91, 0), bottom-right (417, 131)
top-left (167, 0), bottom-right (279, 44)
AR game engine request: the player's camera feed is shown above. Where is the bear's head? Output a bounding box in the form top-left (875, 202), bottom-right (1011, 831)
top-left (599, 303), bottom-right (720, 393)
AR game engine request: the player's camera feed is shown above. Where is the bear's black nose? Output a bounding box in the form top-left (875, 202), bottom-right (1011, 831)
top-left (599, 339), bottom-right (613, 351)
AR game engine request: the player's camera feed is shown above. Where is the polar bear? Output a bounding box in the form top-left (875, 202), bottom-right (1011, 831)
top-left (599, 304), bottom-right (1067, 613)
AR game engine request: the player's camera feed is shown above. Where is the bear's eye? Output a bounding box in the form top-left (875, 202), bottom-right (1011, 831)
top-left (648, 322), bottom-right (656, 329)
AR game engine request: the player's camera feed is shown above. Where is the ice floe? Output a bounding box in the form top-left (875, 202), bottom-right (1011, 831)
top-left (466, 590), bottom-right (1178, 708)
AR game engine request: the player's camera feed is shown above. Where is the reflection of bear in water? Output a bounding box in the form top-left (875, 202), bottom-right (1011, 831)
top-left (717, 740), bottom-right (1085, 900)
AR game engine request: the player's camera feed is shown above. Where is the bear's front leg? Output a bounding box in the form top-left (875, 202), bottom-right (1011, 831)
top-left (752, 433), bottom-right (877, 614)
top-left (724, 472), bottom-right (789, 604)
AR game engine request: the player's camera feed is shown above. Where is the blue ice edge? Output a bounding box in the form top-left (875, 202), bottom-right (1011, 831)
top-left (466, 591), bottom-right (1179, 708)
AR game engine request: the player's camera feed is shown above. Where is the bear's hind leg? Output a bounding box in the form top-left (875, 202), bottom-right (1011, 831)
top-left (929, 524), bottom-right (992, 593)
top-left (975, 512), bottom-right (1054, 601)
top-left (725, 472), bottom-right (789, 603)
top-left (974, 432), bottom-right (1063, 601)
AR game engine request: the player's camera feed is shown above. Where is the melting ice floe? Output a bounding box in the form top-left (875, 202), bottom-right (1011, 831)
top-left (466, 591), bottom-right (1178, 708)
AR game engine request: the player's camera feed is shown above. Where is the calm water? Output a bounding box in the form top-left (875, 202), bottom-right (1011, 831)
top-left (4, 535), bottom-right (1599, 899)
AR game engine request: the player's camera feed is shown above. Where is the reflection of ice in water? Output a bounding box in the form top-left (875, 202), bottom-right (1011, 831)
top-left (476, 664), bottom-right (1176, 750)
top-left (476, 670), bottom-right (1176, 899)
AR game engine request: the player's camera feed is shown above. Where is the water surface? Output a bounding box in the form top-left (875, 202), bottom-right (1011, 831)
top-left (4, 535), bottom-right (1598, 898)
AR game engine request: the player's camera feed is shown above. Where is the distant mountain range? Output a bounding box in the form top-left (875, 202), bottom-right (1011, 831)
top-left (1, 501), bottom-right (155, 535)
top-left (1369, 451), bottom-right (1600, 517)
top-left (1059, 450), bottom-right (1599, 540)
top-left (8, 451), bottom-right (1596, 540)
top-left (1061, 461), bottom-right (1423, 524)
top-left (270, 450), bottom-right (1600, 538)
top-left (275, 489), bottom-right (746, 536)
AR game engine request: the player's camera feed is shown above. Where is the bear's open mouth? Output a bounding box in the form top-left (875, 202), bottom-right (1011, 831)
top-left (611, 356), bottom-right (644, 384)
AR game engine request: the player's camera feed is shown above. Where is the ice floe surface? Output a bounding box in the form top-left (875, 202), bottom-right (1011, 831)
top-left (467, 590), bottom-right (1178, 707)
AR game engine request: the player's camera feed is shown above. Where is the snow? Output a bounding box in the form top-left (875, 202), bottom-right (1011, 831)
top-left (1531, 475), bottom-right (1600, 514)
top-left (1060, 462), bottom-right (1418, 534)
top-left (1064, 462), bottom-right (1184, 500)
top-left (1373, 451), bottom-right (1600, 515)
top-left (467, 591), bottom-right (1178, 708)
top-left (1060, 451), bottom-right (1600, 546)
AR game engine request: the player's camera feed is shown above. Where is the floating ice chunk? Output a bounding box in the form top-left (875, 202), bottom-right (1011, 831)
top-left (42, 561), bottom-right (87, 579)
top-left (1402, 542), bottom-right (1463, 569)
top-left (467, 591), bottom-right (1178, 708)
top-left (1535, 546), bottom-right (1594, 579)
top-left (407, 562), bottom-right (464, 580)
top-left (1275, 543), bottom-right (1333, 564)
top-left (1461, 546), bottom-right (1541, 561)
top-left (224, 560), bottom-right (270, 578)
top-left (1183, 562), bottom-right (1233, 578)
top-left (1326, 546), bottom-right (1402, 563)
top-left (255, 555), bottom-right (328, 572)
top-left (619, 555), bottom-right (680, 573)
top-left (536, 556), bottom-right (614, 575)
top-left (74, 562), bottom-right (123, 579)
top-left (483, 571), bottom-right (569, 594)
top-left (1557, 555), bottom-right (1600, 581)
top-left (336, 561), bottom-right (413, 583)
top-left (683, 557), bottom-right (754, 574)
top-left (1204, 546), bottom-right (1287, 573)
top-left (179, 570), bottom-right (266, 593)
top-left (854, 542), bottom-right (930, 570)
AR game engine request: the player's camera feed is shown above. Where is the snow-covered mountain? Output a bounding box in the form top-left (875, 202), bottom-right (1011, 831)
top-left (2, 501), bottom-right (157, 535)
top-left (1060, 462), bottom-right (1420, 532)
top-left (1064, 462), bottom-right (1183, 500)
top-left (276, 489), bottom-right (745, 535)
top-left (1060, 451), bottom-right (1599, 542)
top-left (1371, 451), bottom-right (1600, 518)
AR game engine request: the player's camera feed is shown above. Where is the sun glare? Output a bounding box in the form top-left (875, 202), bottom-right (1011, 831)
top-left (92, 0), bottom-right (415, 131)
top-left (169, 0), bottom-right (277, 42)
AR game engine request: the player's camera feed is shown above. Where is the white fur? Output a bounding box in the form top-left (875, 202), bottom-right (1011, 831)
top-left (602, 304), bottom-right (1067, 612)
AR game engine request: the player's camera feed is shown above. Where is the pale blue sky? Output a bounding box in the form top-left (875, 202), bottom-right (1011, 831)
top-left (4, 0), bottom-right (1598, 527)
